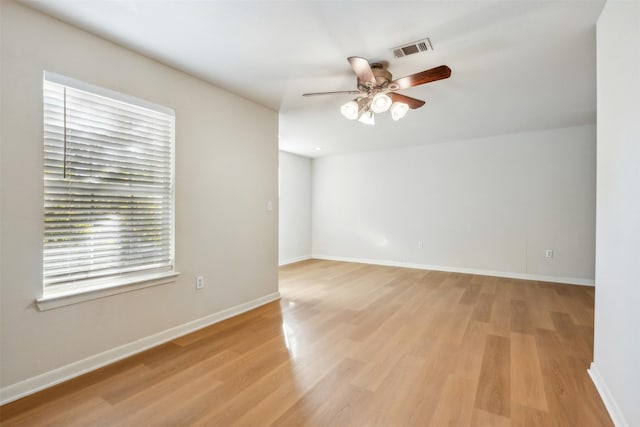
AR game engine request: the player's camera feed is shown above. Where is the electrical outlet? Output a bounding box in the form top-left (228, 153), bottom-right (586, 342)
top-left (545, 249), bottom-right (554, 259)
top-left (196, 276), bottom-right (204, 290)
top-left (417, 240), bottom-right (423, 249)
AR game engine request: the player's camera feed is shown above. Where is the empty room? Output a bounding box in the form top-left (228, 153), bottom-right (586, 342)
top-left (0, 0), bottom-right (638, 426)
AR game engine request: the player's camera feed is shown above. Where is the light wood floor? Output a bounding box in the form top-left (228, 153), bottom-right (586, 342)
top-left (1, 260), bottom-right (612, 426)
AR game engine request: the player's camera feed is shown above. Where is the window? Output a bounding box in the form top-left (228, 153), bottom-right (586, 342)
top-left (42, 72), bottom-right (175, 301)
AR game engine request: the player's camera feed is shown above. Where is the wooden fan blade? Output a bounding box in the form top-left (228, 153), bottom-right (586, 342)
top-left (303, 90), bottom-right (362, 97)
top-left (388, 92), bottom-right (426, 109)
top-left (390, 65), bottom-right (451, 90)
top-left (347, 56), bottom-right (376, 85)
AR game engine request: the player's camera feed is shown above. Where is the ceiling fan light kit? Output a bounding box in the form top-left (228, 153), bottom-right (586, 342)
top-left (358, 110), bottom-right (376, 125)
top-left (371, 93), bottom-right (392, 113)
top-left (340, 100), bottom-right (360, 120)
top-left (304, 56), bottom-right (451, 125)
top-left (341, 98), bottom-right (368, 120)
top-left (390, 102), bottom-right (409, 121)
top-left (340, 96), bottom-right (407, 123)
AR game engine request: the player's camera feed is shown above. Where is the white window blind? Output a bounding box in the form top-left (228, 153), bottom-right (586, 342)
top-left (43, 72), bottom-right (175, 293)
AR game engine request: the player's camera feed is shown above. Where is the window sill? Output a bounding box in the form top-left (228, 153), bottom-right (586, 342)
top-left (36, 271), bottom-right (180, 311)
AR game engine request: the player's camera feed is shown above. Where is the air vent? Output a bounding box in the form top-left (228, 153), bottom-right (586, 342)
top-left (392, 38), bottom-right (433, 58)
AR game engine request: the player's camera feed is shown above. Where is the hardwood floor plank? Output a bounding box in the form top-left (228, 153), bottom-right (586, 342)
top-left (454, 320), bottom-right (489, 381)
top-left (230, 337), bottom-right (358, 427)
top-left (0, 363), bottom-right (152, 425)
top-left (511, 299), bottom-right (534, 333)
top-left (147, 349), bottom-right (289, 425)
top-left (355, 354), bottom-right (424, 426)
top-left (511, 403), bottom-right (554, 427)
top-left (549, 311), bottom-right (593, 359)
top-left (471, 292), bottom-right (495, 323)
top-left (474, 334), bottom-right (511, 417)
top-left (460, 286), bottom-right (481, 305)
top-left (111, 372), bottom-right (224, 426)
top-left (511, 332), bottom-right (548, 411)
top-left (528, 307), bottom-right (555, 331)
top-left (534, 328), bottom-right (612, 426)
top-left (0, 260), bottom-right (612, 426)
top-left (350, 324), bottom-right (418, 392)
top-left (402, 349), bottom-right (453, 426)
top-left (269, 358), bottom-right (364, 427)
top-left (91, 351), bottom-right (237, 425)
top-left (430, 374), bottom-right (477, 426)
top-left (471, 409), bottom-right (511, 427)
top-left (564, 355), bottom-right (615, 427)
top-left (488, 290), bottom-right (512, 337)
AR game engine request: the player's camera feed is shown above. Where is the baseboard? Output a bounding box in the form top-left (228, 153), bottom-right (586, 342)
top-left (0, 292), bottom-right (281, 406)
top-left (588, 363), bottom-right (628, 427)
top-left (311, 254), bottom-right (595, 286)
top-left (279, 255), bottom-right (312, 266)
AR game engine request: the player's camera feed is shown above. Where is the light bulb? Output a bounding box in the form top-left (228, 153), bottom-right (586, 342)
top-left (370, 93), bottom-right (392, 113)
top-left (390, 102), bottom-right (409, 121)
top-left (340, 101), bottom-right (360, 120)
top-left (358, 110), bottom-right (375, 125)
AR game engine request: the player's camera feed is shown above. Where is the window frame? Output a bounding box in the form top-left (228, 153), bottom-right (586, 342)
top-left (37, 71), bottom-right (178, 311)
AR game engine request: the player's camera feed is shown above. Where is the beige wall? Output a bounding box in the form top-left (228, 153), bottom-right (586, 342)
top-left (0, 0), bottom-right (278, 396)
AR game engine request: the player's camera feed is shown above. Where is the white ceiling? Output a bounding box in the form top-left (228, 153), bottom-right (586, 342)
top-left (21, 0), bottom-right (605, 158)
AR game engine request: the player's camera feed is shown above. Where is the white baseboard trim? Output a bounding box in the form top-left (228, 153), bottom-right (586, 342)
top-left (0, 292), bottom-right (281, 406)
top-left (588, 362), bottom-right (628, 427)
top-left (311, 254), bottom-right (595, 286)
top-left (279, 255), bottom-right (312, 266)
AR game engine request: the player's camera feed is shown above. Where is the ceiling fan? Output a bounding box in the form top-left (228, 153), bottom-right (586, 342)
top-left (303, 57), bottom-right (451, 125)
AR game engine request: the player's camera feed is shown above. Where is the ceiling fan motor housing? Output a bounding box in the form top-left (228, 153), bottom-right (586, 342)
top-left (358, 63), bottom-right (392, 90)
top-left (371, 64), bottom-right (392, 86)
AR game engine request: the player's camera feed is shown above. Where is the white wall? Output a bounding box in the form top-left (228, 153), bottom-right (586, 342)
top-left (278, 151), bottom-right (311, 265)
top-left (312, 125), bottom-right (596, 283)
top-left (591, 1), bottom-right (640, 426)
top-left (0, 0), bottom-right (278, 401)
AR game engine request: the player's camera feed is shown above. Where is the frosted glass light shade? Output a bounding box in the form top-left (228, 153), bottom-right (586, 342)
top-left (371, 93), bottom-right (392, 113)
top-left (390, 102), bottom-right (409, 120)
top-left (340, 101), bottom-right (360, 120)
top-left (358, 110), bottom-right (375, 125)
